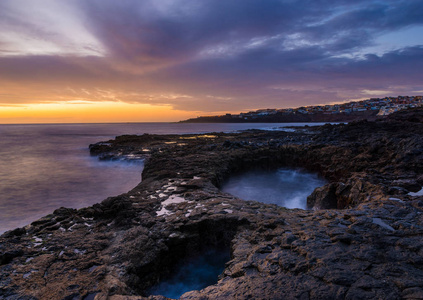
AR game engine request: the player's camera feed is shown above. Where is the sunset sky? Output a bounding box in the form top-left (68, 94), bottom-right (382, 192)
top-left (1, 0), bottom-right (423, 123)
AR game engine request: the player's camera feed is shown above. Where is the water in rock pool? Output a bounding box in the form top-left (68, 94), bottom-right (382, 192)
top-left (0, 122), bottom-right (324, 234)
top-left (221, 168), bottom-right (327, 209)
top-left (148, 248), bottom-right (230, 299)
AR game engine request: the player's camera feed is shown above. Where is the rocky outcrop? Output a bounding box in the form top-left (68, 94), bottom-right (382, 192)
top-left (307, 179), bottom-right (387, 209)
top-left (1, 109), bottom-right (423, 299)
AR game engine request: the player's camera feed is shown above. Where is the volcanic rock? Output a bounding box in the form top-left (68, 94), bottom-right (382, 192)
top-left (1, 108), bottom-right (423, 299)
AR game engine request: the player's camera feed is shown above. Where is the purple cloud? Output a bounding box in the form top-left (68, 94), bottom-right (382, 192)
top-left (0, 0), bottom-right (422, 112)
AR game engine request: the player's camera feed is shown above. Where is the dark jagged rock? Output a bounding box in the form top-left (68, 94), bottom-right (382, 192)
top-left (1, 109), bottom-right (423, 299)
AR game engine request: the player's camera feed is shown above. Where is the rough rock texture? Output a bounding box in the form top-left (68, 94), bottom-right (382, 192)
top-left (1, 109), bottom-right (423, 299)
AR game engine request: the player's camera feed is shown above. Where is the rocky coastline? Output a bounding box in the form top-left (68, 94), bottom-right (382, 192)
top-left (179, 110), bottom-right (378, 123)
top-left (1, 109), bottom-right (423, 299)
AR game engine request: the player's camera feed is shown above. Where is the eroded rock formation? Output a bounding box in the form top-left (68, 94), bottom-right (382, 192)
top-left (1, 109), bottom-right (423, 299)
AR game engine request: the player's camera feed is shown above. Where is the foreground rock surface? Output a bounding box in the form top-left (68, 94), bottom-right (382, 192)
top-left (1, 109), bottom-right (423, 299)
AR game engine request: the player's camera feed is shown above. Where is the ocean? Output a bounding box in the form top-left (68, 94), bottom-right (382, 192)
top-left (0, 122), bottom-right (322, 234)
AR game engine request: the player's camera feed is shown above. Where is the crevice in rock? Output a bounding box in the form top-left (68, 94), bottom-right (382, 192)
top-left (212, 148), bottom-right (331, 210)
top-left (127, 218), bottom-right (248, 297)
top-left (211, 146), bottom-right (392, 210)
top-left (220, 167), bottom-right (326, 210)
top-left (212, 147), bottom-right (316, 188)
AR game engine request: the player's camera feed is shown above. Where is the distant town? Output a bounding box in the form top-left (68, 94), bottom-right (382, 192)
top-left (182, 95), bottom-right (423, 123)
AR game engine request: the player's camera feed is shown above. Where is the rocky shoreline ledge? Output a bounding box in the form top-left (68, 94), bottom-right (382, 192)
top-left (1, 109), bottom-right (423, 299)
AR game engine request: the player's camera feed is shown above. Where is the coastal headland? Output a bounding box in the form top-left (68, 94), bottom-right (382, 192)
top-left (1, 109), bottom-right (423, 299)
top-left (180, 95), bottom-right (422, 123)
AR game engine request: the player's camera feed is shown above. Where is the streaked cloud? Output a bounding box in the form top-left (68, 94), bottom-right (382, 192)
top-left (0, 0), bottom-right (105, 57)
top-left (0, 0), bottom-right (422, 120)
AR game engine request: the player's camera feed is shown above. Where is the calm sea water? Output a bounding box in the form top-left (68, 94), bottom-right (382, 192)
top-left (0, 122), bottom-right (322, 234)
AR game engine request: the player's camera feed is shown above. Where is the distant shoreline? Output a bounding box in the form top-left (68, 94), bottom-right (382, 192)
top-left (180, 110), bottom-right (379, 123)
top-left (180, 95), bottom-right (422, 123)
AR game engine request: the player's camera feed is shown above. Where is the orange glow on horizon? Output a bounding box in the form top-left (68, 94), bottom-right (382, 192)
top-left (0, 101), bottom-right (199, 124)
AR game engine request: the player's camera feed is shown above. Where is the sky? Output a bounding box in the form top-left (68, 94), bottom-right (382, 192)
top-left (1, 0), bottom-right (423, 123)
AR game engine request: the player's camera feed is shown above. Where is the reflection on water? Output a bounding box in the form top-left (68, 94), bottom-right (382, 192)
top-left (148, 248), bottom-right (230, 299)
top-left (0, 122), bottom-right (326, 234)
top-left (0, 124), bottom-right (146, 234)
top-left (221, 168), bottom-right (327, 209)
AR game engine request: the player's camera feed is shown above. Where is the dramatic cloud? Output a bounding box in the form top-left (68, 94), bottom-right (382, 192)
top-left (0, 0), bottom-right (422, 117)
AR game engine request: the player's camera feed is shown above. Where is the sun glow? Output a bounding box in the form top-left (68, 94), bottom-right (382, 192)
top-left (0, 101), bottom-right (196, 124)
